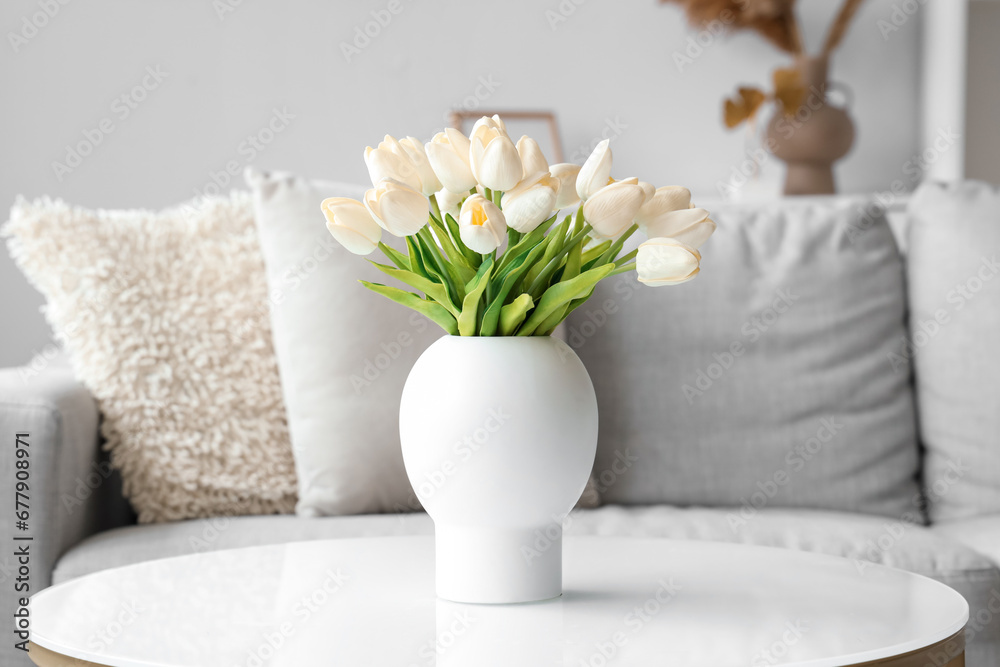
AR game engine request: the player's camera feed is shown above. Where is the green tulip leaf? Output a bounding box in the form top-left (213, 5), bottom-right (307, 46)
top-left (563, 237), bottom-right (583, 282)
top-left (518, 264), bottom-right (614, 336)
top-left (405, 236), bottom-right (430, 278)
top-left (499, 294), bottom-right (534, 336)
top-left (368, 261), bottom-right (459, 316)
top-left (378, 242), bottom-right (410, 271)
top-left (360, 281), bottom-right (458, 335)
top-left (527, 224), bottom-right (593, 299)
top-left (480, 236), bottom-right (555, 336)
top-left (428, 217), bottom-right (476, 278)
top-left (495, 213), bottom-right (559, 274)
top-left (581, 240), bottom-right (612, 269)
top-left (536, 304), bottom-right (569, 336)
top-left (414, 231), bottom-right (465, 305)
top-left (445, 212), bottom-right (480, 266)
top-left (458, 256), bottom-right (494, 336)
top-left (523, 216), bottom-right (570, 288)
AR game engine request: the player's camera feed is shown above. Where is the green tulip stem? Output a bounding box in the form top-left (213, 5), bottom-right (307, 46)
top-left (428, 193), bottom-right (442, 223)
top-left (484, 187), bottom-right (493, 202)
top-left (615, 249), bottom-right (638, 266)
top-left (493, 190), bottom-right (503, 209)
top-left (609, 262), bottom-right (637, 277)
top-left (597, 223), bottom-right (639, 267)
top-left (485, 250), bottom-right (497, 303)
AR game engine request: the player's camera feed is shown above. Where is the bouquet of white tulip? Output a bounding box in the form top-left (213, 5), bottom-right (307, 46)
top-left (322, 115), bottom-right (715, 336)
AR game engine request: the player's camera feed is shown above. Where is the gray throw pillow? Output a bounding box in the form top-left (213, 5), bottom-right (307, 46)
top-left (907, 181), bottom-right (1000, 522)
top-left (569, 196), bottom-right (922, 521)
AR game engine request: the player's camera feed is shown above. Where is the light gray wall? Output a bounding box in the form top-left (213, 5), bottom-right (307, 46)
top-left (0, 0), bottom-right (922, 367)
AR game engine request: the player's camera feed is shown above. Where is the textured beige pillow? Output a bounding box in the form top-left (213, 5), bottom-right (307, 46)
top-left (4, 194), bottom-right (297, 523)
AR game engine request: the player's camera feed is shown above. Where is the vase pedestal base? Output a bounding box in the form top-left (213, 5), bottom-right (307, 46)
top-left (435, 524), bottom-right (562, 604)
top-left (783, 161), bottom-right (837, 196)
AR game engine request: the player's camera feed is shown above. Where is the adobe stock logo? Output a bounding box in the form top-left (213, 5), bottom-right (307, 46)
top-left (8, 0), bottom-right (72, 53)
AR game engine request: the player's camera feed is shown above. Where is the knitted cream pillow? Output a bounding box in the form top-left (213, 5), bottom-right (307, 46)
top-left (4, 193), bottom-right (297, 523)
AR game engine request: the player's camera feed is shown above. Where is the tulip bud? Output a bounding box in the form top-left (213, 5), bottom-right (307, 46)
top-left (635, 186), bottom-right (692, 234)
top-left (434, 187), bottom-right (467, 221)
top-left (425, 128), bottom-right (478, 194)
top-left (644, 207), bottom-right (716, 250)
top-left (502, 172), bottom-right (559, 233)
top-left (582, 177), bottom-right (647, 239)
top-left (636, 237), bottom-right (702, 287)
top-left (549, 163), bottom-right (582, 209)
top-left (364, 179), bottom-right (429, 237)
top-left (469, 116), bottom-right (523, 192)
top-left (459, 194), bottom-right (506, 253)
top-left (321, 197), bottom-right (382, 255)
top-left (576, 139), bottom-right (613, 201)
top-left (516, 135), bottom-right (549, 179)
top-left (365, 137), bottom-right (423, 192)
top-left (399, 136), bottom-right (443, 195)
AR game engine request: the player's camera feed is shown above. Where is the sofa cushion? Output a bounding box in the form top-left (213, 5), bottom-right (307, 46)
top-left (4, 195), bottom-right (297, 523)
top-left (52, 506), bottom-right (990, 584)
top-left (569, 196), bottom-right (922, 520)
top-left (907, 181), bottom-right (1000, 521)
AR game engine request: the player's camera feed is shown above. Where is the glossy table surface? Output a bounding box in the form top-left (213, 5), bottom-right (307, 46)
top-left (30, 536), bottom-right (968, 667)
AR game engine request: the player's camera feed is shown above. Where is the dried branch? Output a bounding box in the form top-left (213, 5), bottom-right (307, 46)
top-left (662, 0), bottom-right (803, 55)
top-left (822, 0), bottom-right (866, 55)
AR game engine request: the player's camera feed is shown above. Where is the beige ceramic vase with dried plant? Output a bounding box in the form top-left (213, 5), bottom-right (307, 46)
top-left (665, 0), bottom-right (866, 195)
top-left (766, 54), bottom-right (855, 195)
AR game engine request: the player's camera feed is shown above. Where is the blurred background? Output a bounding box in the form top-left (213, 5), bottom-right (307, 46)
top-left (1, 0), bottom-right (997, 366)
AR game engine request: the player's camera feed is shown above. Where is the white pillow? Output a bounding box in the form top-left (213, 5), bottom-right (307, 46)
top-left (246, 169), bottom-right (446, 516)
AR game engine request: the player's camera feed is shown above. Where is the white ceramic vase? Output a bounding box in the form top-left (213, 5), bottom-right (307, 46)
top-left (399, 335), bottom-right (598, 604)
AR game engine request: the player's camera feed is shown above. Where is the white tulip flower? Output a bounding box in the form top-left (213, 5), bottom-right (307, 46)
top-left (516, 135), bottom-right (549, 179)
top-left (321, 197), bottom-right (382, 255)
top-left (638, 181), bottom-right (656, 205)
top-left (398, 136), bottom-right (443, 195)
top-left (364, 137), bottom-right (422, 192)
top-left (469, 116), bottom-right (522, 192)
top-left (582, 177), bottom-right (647, 239)
top-left (636, 237), bottom-right (702, 287)
top-left (434, 187), bottom-right (467, 221)
top-left (425, 128), bottom-right (478, 194)
top-left (459, 194), bottom-right (506, 253)
top-left (549, 163), bottom-right (582, 209)
top-left (635, 186), bottom-right (693, 234)
top-left (363, 179), bottom-right (429, 237)
top-left (644, 207), bottom-right (717, 250)
top-left (576, 139), bottom-right (613, 201)
top-left (502, 172), bottom-right (559, 233)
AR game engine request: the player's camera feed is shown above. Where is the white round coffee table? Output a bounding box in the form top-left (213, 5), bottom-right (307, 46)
top-left (28, 536), bottom-right (968, 667)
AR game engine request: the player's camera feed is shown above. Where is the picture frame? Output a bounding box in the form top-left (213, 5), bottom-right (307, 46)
top-left (449, 110), bottom-right (565, 163)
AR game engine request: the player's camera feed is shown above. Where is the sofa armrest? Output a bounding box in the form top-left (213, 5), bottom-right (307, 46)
top-left (0, 361), bottom-right (132, 609)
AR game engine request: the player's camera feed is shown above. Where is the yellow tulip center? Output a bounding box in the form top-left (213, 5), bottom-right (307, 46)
top-left (471, 205), bottom-right (488, 227)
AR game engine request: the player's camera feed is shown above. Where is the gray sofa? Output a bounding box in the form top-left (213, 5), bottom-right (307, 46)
top-left (3, 189), bottom-right (1000, 666)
